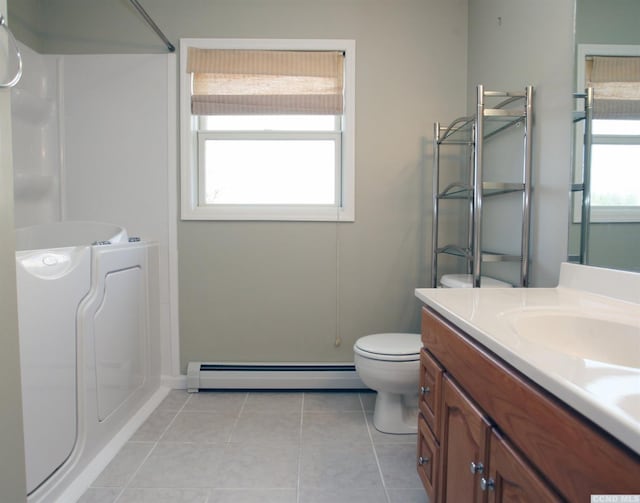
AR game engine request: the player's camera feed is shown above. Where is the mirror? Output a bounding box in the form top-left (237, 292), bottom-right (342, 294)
top-left (569, 0), bottom-right (640, 272)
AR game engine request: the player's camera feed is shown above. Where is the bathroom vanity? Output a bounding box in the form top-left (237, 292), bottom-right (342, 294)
top-left (415, 263), bottom-right (640, 502)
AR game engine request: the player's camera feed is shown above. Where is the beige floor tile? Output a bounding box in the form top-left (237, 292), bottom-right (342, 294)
top-left (299, 487), bottom-right (388, 503)
top-left (375, 443), bottom-right (423, 489)
top-left (209, 488), bottom-right (297, 502)
top-left (128, 443), bottom-right (226, 488)
top-left (92, 442), bottom-right (154, 487)
top-left (300, 442), bottom-right (383, 490)
top-left (242, 391), bottom-right (303, 413)
top-left (303, 391), bottom-right (364, 412)
top-left (216, 442), bottom-right (299, 489)
top-left (183, 391), bottom-right (247, 414)
top-left (230, 411), bottom-right (301, 443)
top-left (302, 411), bottom-right (369, 444)
top-left (117, 488), bottom-right (210, 503)
top-left (160, 410), bottom-right (237, 443)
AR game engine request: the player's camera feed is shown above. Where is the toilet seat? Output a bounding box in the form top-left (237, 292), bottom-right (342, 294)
top-left (354, 333), bottom-right (421, 362)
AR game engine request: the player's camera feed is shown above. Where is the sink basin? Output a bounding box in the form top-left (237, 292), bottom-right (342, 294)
top-left (506, 310), bottom-right (640, 369)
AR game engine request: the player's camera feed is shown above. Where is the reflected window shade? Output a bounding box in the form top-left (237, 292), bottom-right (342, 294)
top-left (587, 56), bottom-right (640, 119)
top-left (187, 48), bottom-right (344, 115)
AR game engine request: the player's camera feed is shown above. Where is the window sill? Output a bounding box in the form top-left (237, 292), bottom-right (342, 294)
top-left (181, 204), bottom-right (355, 222)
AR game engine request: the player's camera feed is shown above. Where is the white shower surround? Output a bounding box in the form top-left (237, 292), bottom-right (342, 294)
top-left (11, 44), bottom-right (180, 382)
top-left (11, 44), bottom-right (181, 501)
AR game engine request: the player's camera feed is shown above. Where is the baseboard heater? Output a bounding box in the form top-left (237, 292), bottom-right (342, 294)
top-left (186, 362), bottom-right (366, 392)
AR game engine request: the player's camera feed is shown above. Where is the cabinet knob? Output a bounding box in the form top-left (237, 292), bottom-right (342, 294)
top-left (480, 477), bottom-right (495, 491)
top-left (469, 461), bottom-right (484, 474)
top-left (420, 386), bottom-right (431, 395)
top-left (418, 456), bottom-right (430, 465)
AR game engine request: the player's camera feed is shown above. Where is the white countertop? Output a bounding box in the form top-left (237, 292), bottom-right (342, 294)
top-left (415, 263), bottom-right (640, 455)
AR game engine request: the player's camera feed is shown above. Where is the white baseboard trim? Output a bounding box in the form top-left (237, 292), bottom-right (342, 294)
top-left (186, 362), bottom-right (366, 391)
top-left (161, 373), bottom-right (187, 389)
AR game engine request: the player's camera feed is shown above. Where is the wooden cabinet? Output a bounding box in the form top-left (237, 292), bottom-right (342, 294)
top-left (416, 306), bottom-right (640, 502)
top-left (417, 414), bottom-right (439, 502)
top-left (440, 376), bottom-right (490, 503)
top-left (486, 429), bottom-right (560, 503)
top-left (419, 349), bottom-right (442, 437)
top-left (417, 348), bottom-right (444, 502)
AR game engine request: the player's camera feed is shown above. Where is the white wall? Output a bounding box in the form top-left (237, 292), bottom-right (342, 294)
top-left (60, 53), bottom-right (177, 377)
top-left (11, 42), bottom-right (60, 228)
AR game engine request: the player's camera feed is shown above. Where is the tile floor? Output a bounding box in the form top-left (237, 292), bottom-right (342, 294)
top-left (78, 390), bottom-right (428, 503)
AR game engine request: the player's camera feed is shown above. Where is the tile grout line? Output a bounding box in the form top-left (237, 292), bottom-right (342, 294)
top-left (360, 393), bottom-right (392, 503)
top-left (226, 391), bottom-right (250, 442)
top-left (112, 390), bottom-right (193, 502)
top-left (296, 392), bottom-right (305, 503)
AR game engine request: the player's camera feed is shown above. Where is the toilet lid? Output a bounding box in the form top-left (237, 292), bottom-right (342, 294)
top-left (440, 274), bottom-right (512, 288)
top-left (354, 333), bottom-right (422, 361)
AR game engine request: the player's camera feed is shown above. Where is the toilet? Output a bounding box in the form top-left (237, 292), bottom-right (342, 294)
top-left (354, 333), bottom-right (422, 434)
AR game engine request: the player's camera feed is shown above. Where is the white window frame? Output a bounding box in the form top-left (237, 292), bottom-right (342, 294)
top-left (180, 38), bottom-right (356, 221)
top-left (575, 43), bottom-right (640, 223)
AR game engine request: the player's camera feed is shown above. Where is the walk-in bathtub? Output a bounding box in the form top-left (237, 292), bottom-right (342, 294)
top-left (15, 221), bottom-right (162, 502)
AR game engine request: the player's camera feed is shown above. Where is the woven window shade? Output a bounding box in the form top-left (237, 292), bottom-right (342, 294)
top-left (587, 56), bottom-right (640, 119)
top-left (187, 48), bottom-right (344, 115)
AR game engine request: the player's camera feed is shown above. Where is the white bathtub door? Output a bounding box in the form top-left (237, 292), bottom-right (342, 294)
top-left (16, 246), bottom-right (91, 494)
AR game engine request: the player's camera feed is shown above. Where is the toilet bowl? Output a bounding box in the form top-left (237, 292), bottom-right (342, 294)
top-left (354, 333), bottom-right (422, 434)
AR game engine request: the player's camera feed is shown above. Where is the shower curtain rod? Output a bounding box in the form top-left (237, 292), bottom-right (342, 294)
top-left (129, 0), bottom-right (175, 52)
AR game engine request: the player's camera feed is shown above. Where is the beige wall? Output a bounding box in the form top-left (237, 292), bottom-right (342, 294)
top-left (176, 0), bottom-right (469, 368)
top-left (9, 1), bottom-right (579, 370)
top-left (6, 0), bottom-right (467, 371)
top-left (0, 1), bottom-right (27, 499)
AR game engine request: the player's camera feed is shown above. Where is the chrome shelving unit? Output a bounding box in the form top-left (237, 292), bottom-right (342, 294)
top-left (431, 85), bottom-right (534, 288)
top-left (570, 88), bottom-right (593, 265)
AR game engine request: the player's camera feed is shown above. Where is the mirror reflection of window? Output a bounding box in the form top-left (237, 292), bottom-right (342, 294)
top-left (591, 119), bottom-right (640, 217)
top-left (582, 49), bottom-right (640, 223)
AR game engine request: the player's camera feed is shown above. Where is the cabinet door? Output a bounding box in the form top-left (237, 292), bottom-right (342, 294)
top-left (441, 375), bottom-right (491, 503)
top-left (485, 429), bottom-right (562, 503)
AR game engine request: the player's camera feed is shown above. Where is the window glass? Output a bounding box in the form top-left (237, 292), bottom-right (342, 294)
top-left (591, 144), bottom-right (640, 206)
top-left (202, 138), bottom-right (337, 205)
top-left (591, 119), bottom-right (640, 209)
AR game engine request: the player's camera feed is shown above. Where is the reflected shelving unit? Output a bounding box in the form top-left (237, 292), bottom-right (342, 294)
top-left (569, 88), bottom-right (593, 265)
top-left (431, 85), bottom-right (534, 287)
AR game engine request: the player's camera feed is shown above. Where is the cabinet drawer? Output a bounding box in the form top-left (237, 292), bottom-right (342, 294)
top-left (419, 349), bottom-right (443, 437)
top-left (417, 413), bottom-right (440, 502)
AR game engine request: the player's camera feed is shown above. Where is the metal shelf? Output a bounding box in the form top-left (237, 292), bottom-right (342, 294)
top-left (437, 182), bottom-right (525, 200)
top-left (434, 247), bottom-right (522, 263)
top-left (431, 85), bottom-right (533, 288)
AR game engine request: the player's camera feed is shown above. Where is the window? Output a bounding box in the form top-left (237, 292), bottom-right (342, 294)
top-left (180, 39), bottom-right (355, 221)
top-left (575, 44), bottom-right (640, 222)
top-left (590, 118), bottom-right (640, 221)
